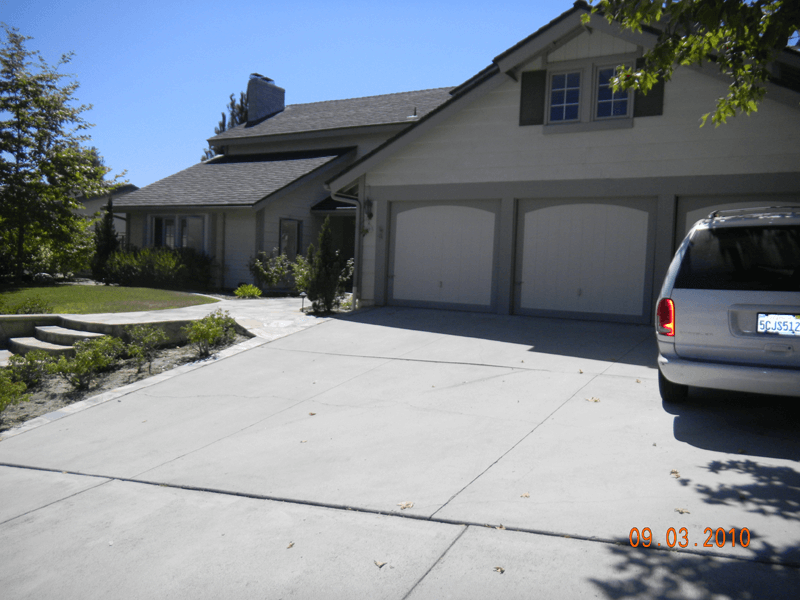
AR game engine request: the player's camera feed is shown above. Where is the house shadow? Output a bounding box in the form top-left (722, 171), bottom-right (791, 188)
top-left (667, 389), bottom-right (800, 461)
top-left (336, 306), bottom-right (658, 368)
top-left (590, 457), bottom-right (800, 599)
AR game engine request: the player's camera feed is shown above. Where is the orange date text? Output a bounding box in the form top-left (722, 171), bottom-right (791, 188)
top-left (628, 527), bottom-right (750, 549)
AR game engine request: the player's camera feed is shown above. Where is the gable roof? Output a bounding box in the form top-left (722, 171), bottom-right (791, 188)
top-left (116, 150), bottom-right (352, 209)
top-left (209, 87), bottom-right (453, 143)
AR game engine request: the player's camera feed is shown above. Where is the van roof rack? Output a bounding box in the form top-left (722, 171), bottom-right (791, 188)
top-left (708, 206), bottom-right (800, 219)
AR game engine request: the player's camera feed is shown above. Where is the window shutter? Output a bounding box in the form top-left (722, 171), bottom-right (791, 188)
top-left (520, 70), bottom-right (547, 126)
top-left (633, 58), bottom-right (664, 117)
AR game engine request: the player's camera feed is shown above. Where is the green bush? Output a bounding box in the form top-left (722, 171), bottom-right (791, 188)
top-left (51, 336), bottom-right (125, 390)
top-left (7, 350), bottom-right (53, 388)
top-left (0, 370), bottom-right (29, 414)
top-left (234, 283), bottom-right (262, 299)
top-left (183, 309), bottom-right (237, 358)
top-left (0, 295), bottom-right (54, 315)
top-left (105, 247), bottom-right (213, 290)
top-left (124, 324), bottom-right (167, 373)
top-left (292, 254), bottom-right (312, 293)
top-left (249, 249), bottom-right (291, 289)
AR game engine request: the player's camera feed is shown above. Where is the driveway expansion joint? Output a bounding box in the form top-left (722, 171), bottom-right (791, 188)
top-left (3, 461), bottom-right (795, 569)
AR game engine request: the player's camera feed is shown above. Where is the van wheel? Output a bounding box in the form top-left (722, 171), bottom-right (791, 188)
top-left (658, 371), bottom-right (688, 403)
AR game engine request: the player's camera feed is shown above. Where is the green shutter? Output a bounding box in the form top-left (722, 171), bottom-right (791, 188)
top-left (520, 70), bottom-right (547, 126)
top-left (633, 58), bottom-right (664, 117)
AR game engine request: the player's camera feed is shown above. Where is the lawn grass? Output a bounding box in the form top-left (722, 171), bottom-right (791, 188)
top-left (0, 284), bottom-right (219, 314)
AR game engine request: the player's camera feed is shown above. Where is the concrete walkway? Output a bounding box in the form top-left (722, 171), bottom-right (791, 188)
top-left (1, 306), bottom-right (798, 598)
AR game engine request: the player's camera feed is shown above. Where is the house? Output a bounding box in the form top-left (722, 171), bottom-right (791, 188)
top-left (76, 184), bottom-right (139, 246)
top-left (115, 74), bottom-right (452, 288)
top-left (325, 1), bottom-right (800, 324)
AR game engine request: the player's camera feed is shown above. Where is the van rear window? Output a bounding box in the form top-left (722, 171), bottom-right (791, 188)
top-left (674, 225), bottom-right (800, 291)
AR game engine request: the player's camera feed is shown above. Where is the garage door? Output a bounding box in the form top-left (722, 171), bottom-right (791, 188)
top-left (676, 194), bottom-right (800, 247)
top-left (389, 201), bottom-right (498, 311)
top-left (515, 199), bottom-right (655, 322)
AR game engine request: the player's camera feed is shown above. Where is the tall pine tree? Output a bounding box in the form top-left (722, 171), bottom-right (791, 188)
top-left (201, 91), bottom-right (248, 161)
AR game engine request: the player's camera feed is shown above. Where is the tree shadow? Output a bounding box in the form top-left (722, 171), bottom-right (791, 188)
top-left (591, 459), bottom-right (800, 598)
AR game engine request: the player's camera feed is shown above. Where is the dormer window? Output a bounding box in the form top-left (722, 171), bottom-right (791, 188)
top-left (596, 66), bottom-right (630, 119)
top-left (549, 72), bottom-right (581, 122)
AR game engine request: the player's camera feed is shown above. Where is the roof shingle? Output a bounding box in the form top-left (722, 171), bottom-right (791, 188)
top-left (116, 152), bottom-right (345, 208)
top-left (209, 87), bottom-right (453, 142)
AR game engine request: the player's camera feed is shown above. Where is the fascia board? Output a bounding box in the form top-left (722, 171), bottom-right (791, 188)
top-left (252, 150), bottom-right (357, 211)
top-left (118, 204), bottom-right (254, 211)
top-left (326, 72), bottom-right (505, 193)
top-left (208, 122), bottom-right (409, 149)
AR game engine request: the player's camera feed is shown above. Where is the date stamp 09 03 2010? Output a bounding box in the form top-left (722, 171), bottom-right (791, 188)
top-left (629, 527), bottom-right (751, 549)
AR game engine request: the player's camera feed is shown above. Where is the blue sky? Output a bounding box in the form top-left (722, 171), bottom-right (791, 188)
top-left (2, 0), bottom-right (568, 188)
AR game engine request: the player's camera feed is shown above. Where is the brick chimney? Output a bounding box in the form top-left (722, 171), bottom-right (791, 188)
top-left (246, 74), bottom-right (285, 124)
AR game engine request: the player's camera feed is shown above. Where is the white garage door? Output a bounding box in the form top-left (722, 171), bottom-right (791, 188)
top-left (515, 199), bottom-right (655, 321)
top-left (390, 202), bottom-right (497, 310)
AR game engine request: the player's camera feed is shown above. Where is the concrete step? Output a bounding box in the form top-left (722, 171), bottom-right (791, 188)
top-left (8, 337), bottom-right (75, 358)
top-left (35, 325), bottom-right (105, 346)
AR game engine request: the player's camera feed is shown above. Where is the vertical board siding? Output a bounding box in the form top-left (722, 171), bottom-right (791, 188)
top-left (548, 30), bottom-right (638, 63)
top-left (391, 204), bottom-right (495, 306)
top-left (518, 202), bottom-right (649, 316)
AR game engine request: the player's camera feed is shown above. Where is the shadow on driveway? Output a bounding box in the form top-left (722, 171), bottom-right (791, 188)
top-left (337, 306), bottom-right (658, 368)
top-left (668, 389), bottom-right (800, 461)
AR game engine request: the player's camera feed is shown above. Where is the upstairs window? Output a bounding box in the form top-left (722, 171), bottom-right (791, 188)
top-left (549, 72), bottom-right (581, 122)
top-left (596, 67), bottom-right (630, 119)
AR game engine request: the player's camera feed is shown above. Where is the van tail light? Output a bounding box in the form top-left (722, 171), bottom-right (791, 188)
top-left (657, 298), bottom-right (675, 336)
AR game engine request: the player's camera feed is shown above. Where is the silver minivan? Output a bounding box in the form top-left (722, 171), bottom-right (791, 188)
top-left (655, 207), bottom-right (800, 402)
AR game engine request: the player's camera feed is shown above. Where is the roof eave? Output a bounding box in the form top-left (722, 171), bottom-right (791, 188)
top-left (207, 121), bottom-right (413, 148)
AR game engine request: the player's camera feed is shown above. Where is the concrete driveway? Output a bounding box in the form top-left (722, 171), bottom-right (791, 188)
top-left (1, 307), bottom-right (798, 598)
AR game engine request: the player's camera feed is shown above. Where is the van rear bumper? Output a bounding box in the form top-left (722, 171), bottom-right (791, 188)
top-left (658, 354), bottom-right (800, 398)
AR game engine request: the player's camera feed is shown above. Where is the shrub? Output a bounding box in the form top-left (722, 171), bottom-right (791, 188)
top-left (305, 217), bottom-right (355, 313)
top-left (234, 283), bottom-right (262, 299)
top-left (183, 309), bottom-right (237, 358)
top-left (7, 350), bottom-right (53, 388)
top-left (0, 370), bottom-right (29, 414)
top-left (124, 324), bottom-right (167, 373)
top-left (105, 247), bottom-right (186, 288)
top-left (0, 295), bottom-right (54, 315)
top-left (51, 336), bottom-right (125, 390)
top-left (105, 247), bottom-right (213, 290)
top-left (292, 254), bottom-right (312, 293)
top-left (250, 249), bottom-right (291, 289)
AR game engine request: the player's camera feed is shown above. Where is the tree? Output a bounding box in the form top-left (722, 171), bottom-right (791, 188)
top-left (201, 91), bottom-right (248, 161)
top-left (586, 1), bottom-right (800, 125)
top-left (305, 217), bottom-right (354, 313)
top-left (0, 24), bottom-right (116, 279)
top-left (91, 198), bottom-right (120, 282)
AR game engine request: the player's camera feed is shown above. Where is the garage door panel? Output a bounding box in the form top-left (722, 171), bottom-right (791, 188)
top-left (517, 200), bottom-right (653, 319)
top-left (391, 203), bottom-right (496, 309)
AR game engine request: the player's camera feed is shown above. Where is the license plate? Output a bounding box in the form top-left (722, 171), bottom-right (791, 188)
top-left (757, 313), bottom-right (800, 336)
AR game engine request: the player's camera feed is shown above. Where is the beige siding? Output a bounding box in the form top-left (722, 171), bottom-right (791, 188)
top-left (366, 68), bottom-right (800, 187)
top-left (548, 30), bottom-right (637, 63)
top-left (128, 213), bottom-right (146, 248)
top-left (222, 210), bottom-right (256, 288)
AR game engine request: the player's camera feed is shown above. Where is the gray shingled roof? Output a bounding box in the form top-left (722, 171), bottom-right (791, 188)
top-left (115, 152), bottom-right (343, 208)
top-left (209, 87), bottom-right (453, 142)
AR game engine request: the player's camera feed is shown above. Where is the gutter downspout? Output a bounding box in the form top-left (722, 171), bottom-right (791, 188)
top-left (326, 186), bottom-right (362, 310)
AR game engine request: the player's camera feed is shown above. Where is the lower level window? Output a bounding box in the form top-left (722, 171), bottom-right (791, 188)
top-left (279, 219), bottom-right (301, 261)
top-left (152, 215), bottom-right (205, 252)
